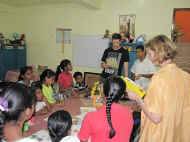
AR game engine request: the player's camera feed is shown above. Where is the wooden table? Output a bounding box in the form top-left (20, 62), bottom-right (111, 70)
top-left (25, 96), bottom-right (91, 136)
top-left (25, 96), bottom-right (139, 136)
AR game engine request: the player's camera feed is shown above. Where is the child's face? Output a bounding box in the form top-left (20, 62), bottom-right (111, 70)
top-left (120, 32), bottom-right (126, 40)
top-left (35, 88), bottom-right (43, 101)
top-left (45, 76), bottom-right (55, 85)
top-left (24, 69), bottom-right (33, 81)
top-left (67, 63), bottom-right (72, 71)
top-left (136, 49), bottom-right (145, 60)
top-left (75, 75), bottom-right (83, 84)
top-left (112, 39), bottom-right (120, 49)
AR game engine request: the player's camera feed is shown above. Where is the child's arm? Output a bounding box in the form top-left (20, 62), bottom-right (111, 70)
top-left (42, 97), bottom-right (52, 111)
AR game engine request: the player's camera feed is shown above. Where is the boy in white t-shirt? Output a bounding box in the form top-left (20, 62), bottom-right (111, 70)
top-left (131, 45), bottom-right (157, 90)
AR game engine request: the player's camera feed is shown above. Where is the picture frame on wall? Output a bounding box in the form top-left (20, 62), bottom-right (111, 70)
top-left (119, 14), bottom-right (136, 36)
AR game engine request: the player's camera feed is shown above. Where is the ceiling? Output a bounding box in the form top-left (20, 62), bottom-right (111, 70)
top-left (0, 0), bottom-right (103, 9)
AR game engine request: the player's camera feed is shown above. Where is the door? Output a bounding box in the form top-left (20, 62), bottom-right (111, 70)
top-left (173, 8), bottom-right (190, 43)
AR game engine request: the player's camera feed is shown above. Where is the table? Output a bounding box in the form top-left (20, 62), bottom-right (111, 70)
top-left (24, 96), bottom-right (140, 141)
top-left (25, 96), bottom-right (92, 136)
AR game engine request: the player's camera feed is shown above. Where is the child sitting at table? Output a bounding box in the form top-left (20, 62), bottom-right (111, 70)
top-left (40, 69), bottom-right (56, 105)
top-left (73, 72), bottom-right (87, 91)
top-left (18, 66), bottom-right (33, 87)
top-left (48, 110), bottom-right (80, 142)
top-left (55, 59), bottom-right (74, 97)
top-left (0, 83), bottom-right (37, 142)
top-left (31, 81), bottom-right (49, 115)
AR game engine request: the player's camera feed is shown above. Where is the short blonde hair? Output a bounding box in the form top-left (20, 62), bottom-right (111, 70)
top-left (146, 35), bottom-right (177, 63)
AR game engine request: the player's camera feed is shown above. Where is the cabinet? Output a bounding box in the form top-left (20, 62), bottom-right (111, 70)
top-left (0, 47), bottom-right (26, 80)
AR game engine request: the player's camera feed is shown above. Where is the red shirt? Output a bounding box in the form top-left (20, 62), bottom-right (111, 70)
top-left (78, 103), bottom-right (133, 142)
top-left (58, 72), bottom-right (73, 89)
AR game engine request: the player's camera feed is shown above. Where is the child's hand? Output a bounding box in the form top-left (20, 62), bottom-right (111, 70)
top-left (46, 104), bottom-right (53, 112)
top-left (105, 64), bottom-right (111, 69)
top-left (40, 107), bottom-right (49, 115)
top-left (127, 90), bottom-right (140, 101)
top-left (35, 106), bottom-right (49, 115)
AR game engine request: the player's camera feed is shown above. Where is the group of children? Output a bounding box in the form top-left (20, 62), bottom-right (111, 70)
top-left (0, 74), bottom-right (134, 142)
top-left (0, 58), bottom-right (91, 142)
top-left (16, 59), bottom-right (87, 114)
top-left (0, 31), bottom-right (168, 142)
top-left (0, 31), bottom-right (159, 142)
top-left (0, 82), bottom-right (79, 142)
top-left (1, 33), bottom-right (190, 142)
top-left (0, 32), bottom-right (147, 142)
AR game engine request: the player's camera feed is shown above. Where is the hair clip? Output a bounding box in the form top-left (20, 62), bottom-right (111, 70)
top-left (60, 66), bottom-right (63, 72)
top-left (0, 97), bottom-right (8, 112)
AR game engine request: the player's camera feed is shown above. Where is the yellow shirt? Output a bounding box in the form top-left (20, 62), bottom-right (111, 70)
top-left (42, 84), bottom-right (56, 104)
top-left (140, 64), bottom-right (190, 142)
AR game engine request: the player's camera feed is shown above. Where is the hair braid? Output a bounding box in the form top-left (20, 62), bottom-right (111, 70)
top-left (106, 93), bottom-right (116, 139)
top-left (104, 76), bottom-right (126, 139)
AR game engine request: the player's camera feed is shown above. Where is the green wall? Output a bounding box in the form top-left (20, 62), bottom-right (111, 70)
top-left (1, 0), bottom-right (190, 73)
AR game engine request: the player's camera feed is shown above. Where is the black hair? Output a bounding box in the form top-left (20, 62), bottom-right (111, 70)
top-left (0, 82), bottom-right (15, 94)
top-left (112, 33), bottom-right (121, 40)
top-left (30, 81), bottom-right (42, 96)
top-left (103, 76), bottom-right (126, 139)
top-left (40, 69), bottom-right (55, 83)
top-left (48, 110), bottom-right (72, 142)
top-left (73, 72), bottom-right (83, 79)
top-left (18, 66), bottom-right (33, 81)
top-left (55, 59), bottom-right (71, 81)
top-left (136, 45), bottom-right (145, 51)
top-left (0, 83), bottom-right (36, 140)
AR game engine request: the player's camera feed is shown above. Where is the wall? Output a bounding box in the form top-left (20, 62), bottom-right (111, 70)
top-left (0, 4), bottom-right (18, 37)
top-left (2, 0), bottom-right (190, 73)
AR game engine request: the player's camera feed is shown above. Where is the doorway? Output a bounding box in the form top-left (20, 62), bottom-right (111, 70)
top-left (172, 8), bottom-right (190, 43)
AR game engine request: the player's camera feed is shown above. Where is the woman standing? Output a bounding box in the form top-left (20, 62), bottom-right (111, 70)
top-left (129, 35), bottom-right (190, 142)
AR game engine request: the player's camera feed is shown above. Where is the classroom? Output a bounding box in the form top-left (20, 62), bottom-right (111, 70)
top-left (0, 0), bottom-right (190, 142)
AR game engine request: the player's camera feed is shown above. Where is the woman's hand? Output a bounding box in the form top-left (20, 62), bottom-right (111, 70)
top-left (149, 112), bottom-right (161, 124)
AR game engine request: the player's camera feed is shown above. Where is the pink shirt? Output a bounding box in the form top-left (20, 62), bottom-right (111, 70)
top-left (58, 72), bottom-right (73, 89)
top-left (78, 103), bottom-right (133, 142)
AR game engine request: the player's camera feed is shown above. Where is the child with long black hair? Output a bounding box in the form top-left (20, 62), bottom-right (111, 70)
top-left (55, 59), bottom-right (73, 96)
top-left (0, 83), bottom-right (37, 142)
top-left (40, 69), bottom-right (56, 105)
top-left (48, 110), bottom-right (79, 142)
top-left (18, 66), bottom-right (33, 87)
top-left (78, 76), bottom-right (133, 142)
top-left (31, 81), bottom-right (49, 115)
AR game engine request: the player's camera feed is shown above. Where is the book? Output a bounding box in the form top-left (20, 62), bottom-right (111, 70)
top-left (121, 76), bottom-right (146, 98)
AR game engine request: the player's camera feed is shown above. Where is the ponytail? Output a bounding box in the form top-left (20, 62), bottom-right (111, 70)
top-left (55, 65), bottom-right (62, 82)
top-left (55, 59), bottom-right (71, 81)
